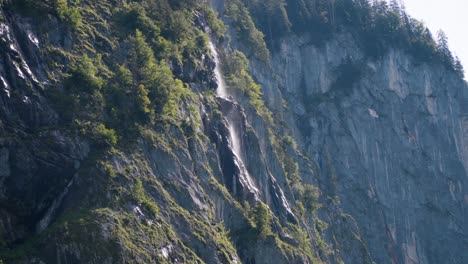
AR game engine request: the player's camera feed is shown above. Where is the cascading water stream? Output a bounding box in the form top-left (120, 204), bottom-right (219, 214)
top-left (208, 41), bottom-right (227, 98)
top-left (208, 40), bottom-right (259, 196)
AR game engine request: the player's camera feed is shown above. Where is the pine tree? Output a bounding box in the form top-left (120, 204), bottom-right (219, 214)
top-left (128, 30), bottom-right (156, 75)
top-left (454, 56), bottom-right (465, 78)
top-left (353, 0), bottom-right (372, 27)
top-left (136, 84), bottom-right (153, 122)
top-left (372, 0), bottom-right (388, 14)
top-left (252, 0), bottom-right (291, 45)
top-left (423, 28), bottom-right (434, 42)
top-left (399, 0), bottom-right (413, 39)
top-left (106, 65), bottom-right (134, 130)
top-left (436, 30), bottom-right (454, 66)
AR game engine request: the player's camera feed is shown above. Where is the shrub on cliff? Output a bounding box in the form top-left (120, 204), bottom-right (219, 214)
top-left (51, 55), bottom-right (105, 123)
top-left (302, 184), bottom-right (321, 213)
top-left (55, 0), bottom-right (82, 29)
top-left (225, 0), bottom-right (270, 62)
top-left (253, 203), bottom-right (272, 236)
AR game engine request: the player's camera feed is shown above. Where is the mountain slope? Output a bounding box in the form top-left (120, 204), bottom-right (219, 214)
top-left (0, 0), bottom-right (466, 263)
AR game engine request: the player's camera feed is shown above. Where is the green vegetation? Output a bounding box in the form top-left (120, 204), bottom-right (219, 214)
top-left (224, 51), bottom-right (273, 123)
top-left (225, 0), bottom-right (270, 62)
top-left (277, 136), bottom-right (300, 185)
top-left (200, 4), bottom-right (226, 40)
top-left (284, 157), bottom-right (300, 183)
top-left (58, 54), bottom-right (104, 122)
top-left (35, 0), bottom-right (221, 148)
top-left (0, 2), bottom-right (238, 260)
top-left (86, 122), bottom-right (118, 148)
top-left (0, 0), bottom-right (389, 262)
top-left (220, 31), bottom-right (325, 262)
top-left (252, 203), bottom-right (272, 236)
top-left (133, 179), bottom-right (159, 217)
top-left (243, 0), bottom-right (291, 47)
top-left (286, 223), bottom-right (313, 257)
top-left (107, 156), bottom-right (240, 263)
top-left (236, 0), bottom-right (464, 77)
top-left (49, 54), bottom-right (121, 149)
top-left (55, 0), bottom-right (82, 28)
top-left (105, 65), bottom-right (154, 135)
top-left (101, 161), bottom-right (116, 178)
top-left (301, 184), bottom-right (321, 214)
top-left (119, 29), bottom-right (185, 125)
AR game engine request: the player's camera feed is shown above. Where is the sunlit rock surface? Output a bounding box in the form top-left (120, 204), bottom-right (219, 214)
top-left (0, 2), bottom-right (467, 264)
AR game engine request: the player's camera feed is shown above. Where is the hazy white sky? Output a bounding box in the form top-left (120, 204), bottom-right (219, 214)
top-left (403, 0), bottom-right (468, 72)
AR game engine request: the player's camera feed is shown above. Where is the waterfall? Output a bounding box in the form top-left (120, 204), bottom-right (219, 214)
top-left (228, 124), bottom-right (241, 159)
top-left (208, 41), bottom-right (227, 98)
top-left (208, 40), bottom-right (259, 197)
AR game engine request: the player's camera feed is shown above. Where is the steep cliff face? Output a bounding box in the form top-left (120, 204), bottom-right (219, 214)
top-left (249, 31), bottom-right (468, 263)
top-left (0, 1), bottom-right (314, 263)
top-left (0, 0), bottom-right (467, 264)
top-left (0, 9), bottom-right (87, 245)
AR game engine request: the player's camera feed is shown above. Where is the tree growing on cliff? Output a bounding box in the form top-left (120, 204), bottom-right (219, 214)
top-left (437, 30), bottom-right (454, 66)
top-left (57, 54), bottom-right (104, 123)
top-left (454, 56), bottom-right (465, 79)
top-left (105, 65), bottom-right (154, 135)
top-left (55, 0), bottom-right (82, 28)
top-left (127, 30), bottom-right (184, 123)
top-left (302, 184), bottom-right (321, 213)
top-left (250, 0), bottom-right (291, 44)
top-left (253, 203), bottom-right (272, 236)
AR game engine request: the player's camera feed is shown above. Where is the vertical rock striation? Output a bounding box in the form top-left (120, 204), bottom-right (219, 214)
top-left (248, 31), bottom-right (468, 263)
top-left (0, 1), bottom-right (467, 264)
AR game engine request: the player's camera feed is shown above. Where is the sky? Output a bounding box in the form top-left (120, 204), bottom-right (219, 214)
top-left (402, 0), bottom-right (468, 73)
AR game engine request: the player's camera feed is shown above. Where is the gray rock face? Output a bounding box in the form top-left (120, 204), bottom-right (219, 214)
top-left (0, 2), bottom-right (467, 264)
top-left (0, 11), bottom-right (86, 248)
top-left (248, 32), bottom-right (468, 263)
